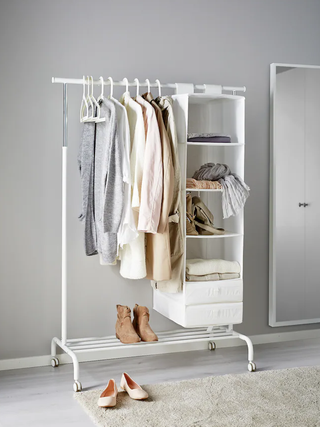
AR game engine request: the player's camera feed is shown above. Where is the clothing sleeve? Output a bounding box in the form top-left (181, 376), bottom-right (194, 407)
top-left (103, 121), bottom-right (124, 233)
top-left (138, 110), bottom-right (163, 234)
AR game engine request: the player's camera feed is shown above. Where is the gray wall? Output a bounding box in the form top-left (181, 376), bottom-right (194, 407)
top-left (1, 0), bottom-right (320, 360)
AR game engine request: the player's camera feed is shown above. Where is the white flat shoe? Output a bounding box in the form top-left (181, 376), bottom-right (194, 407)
top-left (98, 379), bottom-right (118, 407)
top-left (120, 372), bottom-right (148, 400)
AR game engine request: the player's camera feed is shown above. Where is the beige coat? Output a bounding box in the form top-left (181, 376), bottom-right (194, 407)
top-left (142, 93), bottom-right (174, 282)
top-left (153, 96), bottom-right (184, 293)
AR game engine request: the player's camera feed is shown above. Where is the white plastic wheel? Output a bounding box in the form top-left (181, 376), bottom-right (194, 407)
top-left (51, 357), bottom-right (59, 367)
top-left (73, 381), bottom-right (82, 392)
top-left (248, 362), bottom-right (256, 372)
top-left (208, 341), bottom-right (216, 351)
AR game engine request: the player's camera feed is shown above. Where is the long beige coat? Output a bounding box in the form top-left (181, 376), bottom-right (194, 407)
top-left (153, 96), bottom-right (184, 293)
top-left (142, 93), bottom-right (174, 282)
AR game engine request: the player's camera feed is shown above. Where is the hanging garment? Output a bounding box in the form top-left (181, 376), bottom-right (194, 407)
top-left (94, 98), bottom-right (124, 265)
top-left (111, 97), bottom-right (138, 251)
top-left (119, 92), bottom-right (147, 279)
top-left (78, 111), bottom-right (98, 256)
top-left (142, 92), bottom-right (174, 282)
top-left (135, 95), bottom-right (163, 234)
top-left (152, 96), bottom-right (184, 293)
top-left (192, 163), bottom-right (250, 219)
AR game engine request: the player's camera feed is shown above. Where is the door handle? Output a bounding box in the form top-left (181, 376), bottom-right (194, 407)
top-left (299, 203), bottom-right (304, 207)
top-left (299, 203), bottom-right (309, 207)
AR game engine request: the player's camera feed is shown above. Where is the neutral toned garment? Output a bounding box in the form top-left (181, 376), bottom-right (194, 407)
top-left (135, 95), bottom-right (163, 234)
top-left (186, 259), bottom-right (241, 276)
top-left (192, 163), bottom-right (250, 218)
top-left (153, 96), bottom-right (184, 292)
top-left (95, 98), bottom-right (124, 265)
top-left (142, 93), bottom-right (174, 282)
top-left (186, 178), bottom-right (222, 189)
top-left (186, 272), bottom-right (240, 281)
top-left (111, 98), bottom-right (138, 251)
top-left (119, 92), bottom-right (146, 279)
top-left (78, 110), bottom-right (97, 256)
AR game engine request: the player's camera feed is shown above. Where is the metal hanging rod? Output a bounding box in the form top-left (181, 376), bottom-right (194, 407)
top-left (52, 77), bottom-right (246, 93)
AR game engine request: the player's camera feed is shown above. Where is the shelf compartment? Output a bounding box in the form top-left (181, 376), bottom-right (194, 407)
top-left (184, 278), bottom-right (243, 306)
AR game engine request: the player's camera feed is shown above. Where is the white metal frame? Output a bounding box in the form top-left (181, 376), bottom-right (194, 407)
top-left (51, 77), bottom-right (255, 392)
top-left (269, 63), bottom-right (320, 327)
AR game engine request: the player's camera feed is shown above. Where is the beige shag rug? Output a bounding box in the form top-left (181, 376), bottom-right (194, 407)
top-left (74, 366), bottom-right (320, 427)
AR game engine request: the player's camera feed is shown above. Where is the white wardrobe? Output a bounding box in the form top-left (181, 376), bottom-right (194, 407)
top-left (153, 93), bottom-right (246, 327)
top-left (270, 65), bottom-right (320, 326)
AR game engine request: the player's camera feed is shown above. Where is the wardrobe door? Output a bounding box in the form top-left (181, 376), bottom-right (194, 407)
top-left (274, 68), bottom-right (306, 322)
top-left (304, 68), bottom-right (320, 320)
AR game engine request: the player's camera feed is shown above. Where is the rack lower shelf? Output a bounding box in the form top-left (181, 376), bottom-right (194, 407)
top-left (51, 326), bottom-right (255, 391)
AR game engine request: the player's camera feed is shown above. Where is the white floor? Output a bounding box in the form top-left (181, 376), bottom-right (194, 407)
top-left (1, 338), bottom-right (320, 427)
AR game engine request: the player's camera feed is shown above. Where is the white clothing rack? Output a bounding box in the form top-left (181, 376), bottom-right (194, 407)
top-left (51, 77), bottom-right (255, 392)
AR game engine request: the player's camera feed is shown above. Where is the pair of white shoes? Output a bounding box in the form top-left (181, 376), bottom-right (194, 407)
top-left (98, 373), bottom-right (148, 408)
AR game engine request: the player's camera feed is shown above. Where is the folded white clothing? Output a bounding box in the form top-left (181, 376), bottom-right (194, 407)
top-left (186, 259), bottom-right (241, 276)
top-left (186, 272), bottom-right (240, 282)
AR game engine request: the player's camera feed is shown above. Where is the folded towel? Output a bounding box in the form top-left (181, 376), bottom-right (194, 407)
top-left (187, 133), bottom-right (231, 143)
top-left (186, 272), bottom-right (240, 282)
top-left (186, 178), bottom-right (222, 189)
top-left (186, 259), bottom-right (241, 276)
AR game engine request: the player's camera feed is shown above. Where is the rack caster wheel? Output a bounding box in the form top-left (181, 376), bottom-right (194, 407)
top-left (51, 357), bottom-right (59, 367)
top-left (73, 381), bottom-right (82, 392)
top-left (208, 341), bottom-right (216, 351)
top-left (248, 362), bottom-right (256, 372)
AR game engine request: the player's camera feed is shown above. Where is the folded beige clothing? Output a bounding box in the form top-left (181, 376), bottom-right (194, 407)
top-left (186, 273), bottom-right (219, 281)
top-left (186, 273), bottom-right (240, 282)
top-left (186, 259), bottom-right (241, 276)
top-left (186, 178), bottom-right (222, 190)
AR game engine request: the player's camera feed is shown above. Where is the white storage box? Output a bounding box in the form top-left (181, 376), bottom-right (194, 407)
top-left (184, 279), bottom-right (243, 305)
top-left (153, 290), bottom-right (243, 328)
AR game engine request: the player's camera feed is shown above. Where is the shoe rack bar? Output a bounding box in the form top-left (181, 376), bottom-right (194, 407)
top-left (50, 78), bottom-right (254, 393)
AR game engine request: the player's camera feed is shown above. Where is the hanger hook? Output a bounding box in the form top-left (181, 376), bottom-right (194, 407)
top-left (122, 77), bottom-right (129, 92)
top-left (155, 79), bottom-right (161, 97)
top-left (134, 78), bottom-right (139, 97)
top-left (82, 75), bottom-right (86, 98)
top-left (90, 76), bottom-right (94, 97)
top-left (145, 79), bottom-right (151, 93)
top-left (99, 76), bottom-right (104, 98)
top-left (107, 76), bottom-right (114, 98)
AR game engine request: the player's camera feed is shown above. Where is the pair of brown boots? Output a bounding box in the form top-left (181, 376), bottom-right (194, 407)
top-left (115, 304), bottom-right (158, 344)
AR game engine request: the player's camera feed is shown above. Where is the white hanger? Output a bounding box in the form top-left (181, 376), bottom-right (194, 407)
top-left (107, 76), bottom-right (114, 99)
top-left (145, 79), bottom-right (151, 93)
top-left (82, 76), bottom-right (94, 122)
top-left (93, 76), bottom-right (105, 123)
top-left (97, 76), bottom-right (104, 102)
top-left (155, 79), bottom-right (161, 97)
top-left (122, 77), bottom-right (129, 93)
top-left (80, 75), bottom-right (89, 122)
top-left (134, 78), bottom-right (139, 97)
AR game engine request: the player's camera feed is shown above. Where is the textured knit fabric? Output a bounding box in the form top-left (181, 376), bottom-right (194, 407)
top-left (142, 92), bottom-right (174, 282)
top-left (135, 95), bottom-right (163, 234)
top-left (95, 98), bottom-right (123, 265)
top-left (119, 92), bottom-right (146, 279)
top-left (78, 108), bottom-right (97, 256)
top-left (153, 96), bottom-right (184, 293)
top-left (192, 162), bottom-right (250, 218)
top-left (186, 259), bottom-right (241, 276)
top-left (186, 178), bottom-right (222, 189)
top-left (111, 97), bottom-right (138, 251)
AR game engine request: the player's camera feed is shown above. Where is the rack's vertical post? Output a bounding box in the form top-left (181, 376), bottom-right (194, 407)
top-left (61, 83), bottom-right (68, 345)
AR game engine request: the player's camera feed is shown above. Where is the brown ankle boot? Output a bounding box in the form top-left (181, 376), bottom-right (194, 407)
top-left (115, 305), bottom-right (141, 344)
top-left (186, 193), bottom-right (198, 235)
top-left (133, 304), bottom-right (158, 342)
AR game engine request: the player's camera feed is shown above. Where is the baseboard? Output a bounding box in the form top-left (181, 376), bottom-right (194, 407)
top-left (1, 328), bottom-right (320, 371)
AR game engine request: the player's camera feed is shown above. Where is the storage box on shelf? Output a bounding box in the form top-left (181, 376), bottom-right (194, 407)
top-left (153, 92), bottom-right (245, 329)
